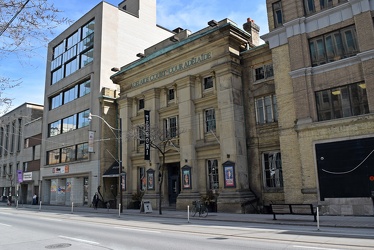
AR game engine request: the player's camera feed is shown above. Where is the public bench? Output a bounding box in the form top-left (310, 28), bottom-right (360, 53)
top-left (270, 204), bottom-right (317, 222)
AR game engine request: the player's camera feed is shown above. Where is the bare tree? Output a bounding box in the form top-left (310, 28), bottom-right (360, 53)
top-left (0, 0), bottom-right (71, 113)
top-left (127, 125), bottom-right (182, 215)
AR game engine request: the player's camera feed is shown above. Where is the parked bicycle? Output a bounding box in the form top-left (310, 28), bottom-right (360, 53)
top-left (190, 200), bottom-right (208, 217)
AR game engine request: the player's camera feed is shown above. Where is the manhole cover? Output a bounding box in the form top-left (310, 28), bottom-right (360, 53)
top-left (45, 243), bottom-right (72, 249)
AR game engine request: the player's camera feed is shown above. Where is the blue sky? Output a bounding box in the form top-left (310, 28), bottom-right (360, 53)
top-left (1, 0), bottom-right (268, 109)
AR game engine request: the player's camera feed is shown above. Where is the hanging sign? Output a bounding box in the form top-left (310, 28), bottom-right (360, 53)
top-left (144, 110), bottom-right (150, 160)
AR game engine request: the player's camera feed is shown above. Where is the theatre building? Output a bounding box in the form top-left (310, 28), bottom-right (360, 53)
top-left (111, 19), bottom-right (261, 212)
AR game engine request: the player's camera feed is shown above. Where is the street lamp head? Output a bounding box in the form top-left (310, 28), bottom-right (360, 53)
top-left (88, 113), bottom-right (92, 121)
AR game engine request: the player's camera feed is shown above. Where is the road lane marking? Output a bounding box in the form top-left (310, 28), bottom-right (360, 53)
top-left (39, 217), bottom-right (62, 222)
top-left (114, 227), bottom-right (160, 234)
top-left (59, 235), bottom-right (100, 245)
top-left (0, 223), bottom-right (11, 227)
top-left (293, 246), bottom-right (341, 250)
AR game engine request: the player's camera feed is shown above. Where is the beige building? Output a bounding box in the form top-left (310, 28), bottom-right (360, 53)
top-left (111, 18), bottom-right (261, 212)
top-left (261, 0), bottom-right (374, 215)
top-left (40, 0), bottom-right (173, 207)
top-left (241, 42), bottom-right (282, 212)
top-left (0, 103), bottom-right (43, 205)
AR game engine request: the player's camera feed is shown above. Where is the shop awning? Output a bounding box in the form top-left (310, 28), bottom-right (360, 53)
top-left (103, 162), bottom-right (120, 177)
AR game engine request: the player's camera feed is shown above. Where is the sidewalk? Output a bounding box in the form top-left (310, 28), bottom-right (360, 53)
top-left (2, 202), bottom-right (374, 229)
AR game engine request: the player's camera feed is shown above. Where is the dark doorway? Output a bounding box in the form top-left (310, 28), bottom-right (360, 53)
top-left (20, 184), bottom-right (28, 204)
top-left (167, 163), bottom-right (180, 205)
top-left (316, 137), bottom-right (374, 200)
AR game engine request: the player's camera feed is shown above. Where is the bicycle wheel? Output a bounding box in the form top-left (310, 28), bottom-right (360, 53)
top-left (200, 206), bottom-right (208, 218)
top-left (190, 206), bottom-right (197, 217)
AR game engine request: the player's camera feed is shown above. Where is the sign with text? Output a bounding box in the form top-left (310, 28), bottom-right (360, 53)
top-left (23, 172), bottom-right (32, 181)
top-left (52, 166), bottom-right (69, 174)
top-left (144, 110), bottom-right (150, 160)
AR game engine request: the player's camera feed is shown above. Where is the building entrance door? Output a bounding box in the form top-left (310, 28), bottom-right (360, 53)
top-left (167, 163), bottom-right (180, 205)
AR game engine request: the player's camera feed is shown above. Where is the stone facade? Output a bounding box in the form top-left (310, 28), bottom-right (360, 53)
top-left (0, 103), bottom-right (43, 204)
top-left (262, 0), bottom-right (374, 215)
top-left (112, 19), bottom-right (258, 213)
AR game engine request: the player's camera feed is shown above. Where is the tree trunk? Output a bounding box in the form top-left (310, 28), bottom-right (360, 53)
top-left (158, 155), bottom-right (166, 215)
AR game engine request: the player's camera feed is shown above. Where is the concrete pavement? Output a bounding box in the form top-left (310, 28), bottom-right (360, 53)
top-left (1, 201), bottom-right (374, 229)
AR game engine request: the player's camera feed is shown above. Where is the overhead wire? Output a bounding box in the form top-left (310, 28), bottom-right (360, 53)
top-left (0, 0), bottom-right (30, 37)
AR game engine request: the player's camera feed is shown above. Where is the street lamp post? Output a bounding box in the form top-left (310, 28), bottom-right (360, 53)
top-left (88, 113), bottom-right (123, 213)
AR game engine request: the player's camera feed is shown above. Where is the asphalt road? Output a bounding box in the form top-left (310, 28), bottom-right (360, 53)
top-left (1, 207), bottom-right (373, 250)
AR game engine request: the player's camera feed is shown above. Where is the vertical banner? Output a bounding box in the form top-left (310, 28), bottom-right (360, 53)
top-left (88, 130), bottom-right (95, 153)
top-left (17, 170), bottom-right (23, 183)
top-left (144, 110), bottom-right (150, 160)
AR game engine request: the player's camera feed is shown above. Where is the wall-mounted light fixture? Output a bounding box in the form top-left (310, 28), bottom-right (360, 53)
top-left (111, 67), bottom-right (119, 72)
top-left (170, 36), bottom-right (179, 42)
top-left (227, 154), bottom-right (230, 159)
top-left (208, 20), bottom-right (218, 27)
top-left (185, 159), bottom-right (188, 163)
top-left (136, 53), bottom-right (145, 58)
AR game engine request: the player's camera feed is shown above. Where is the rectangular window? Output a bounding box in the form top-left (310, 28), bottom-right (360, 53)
top-left (67, 30), bottom-right (81, 49)
top-left (203, 76), bottom-right (213, 90)
top-left (320, 0), bottom-right (333, 9)
top-left (23, 162), bottom-right (28, 172)
top-left (82, 20), bottom-right (95, 39)
top-left (61, 145), bottom-right (76, 163)
top-left (205, 109), bottom-right (216, 132)
top-left (255, 95), bottom-right (278, 124)
top-left (255, 67), bottom-right (264, 81)
top-left (77, 143), bottom-right (88, 160)
top-left (272, 1), bottom-right (283, 28)
top-left (52, 67), bottom-right (64, 84)
top-left (51, 93), bottom-right (63, 110)
top-left (17, 119), bottom-right (21, 152)
top-left (79, 79), bottom-right (91, 97)
top-left (315, 82), bottom-right (368, 121)
top-left (168, 88), bottom-right (175, 101)
top-left (53, 42), bottom-right (65, 59)
top-left (5, 124), bottom-right (9, 154)
top-left (62, 115), bottom-right (77, 133)
top-left (78, 110), bottom-right (90, 129)
top-left (263, 152), bottom-right (283, 188)
top-left (49, 121), bottom-right (61, 137)
top-left (11, 121), bottom-right (15, 153)
top-left (207, 159), bottom-right (219, 190)
top-left (137, 126), bottom-right (145, 145)
top-left (138, 99), bottom-right (145, 110)
top-left (309, 26), bottom-right (358, 66)
top-left (164, 117), bottom-right (178, 138)
top-left (50, 19), bottom-right (95, 85)
top-left (255, 64), bottom-right (274, 81)
top-left (47, 149), bottom-right (60, 165)
top-left (64, 85), bottom-right (78, 104)
top-left (304, 0), bottom-right (316, 15)
top-left (81, 48), bottom-right (94, 68)
top-left (65, 58), bottom-right (79, 77)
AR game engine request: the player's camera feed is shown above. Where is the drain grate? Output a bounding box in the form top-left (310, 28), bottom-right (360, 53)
top-left (45, 243), bottom-right (72, 249)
